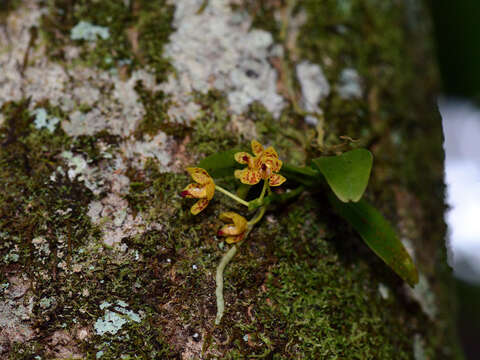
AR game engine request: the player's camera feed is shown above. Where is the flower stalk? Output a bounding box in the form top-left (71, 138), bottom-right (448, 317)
top-left (180, 140), bottom-right (287, 326)
top-left (214, 185), bottom-right (250, 207)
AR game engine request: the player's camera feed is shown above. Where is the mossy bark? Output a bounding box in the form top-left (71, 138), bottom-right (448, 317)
top-left (0, 0), bottom-right (462, 359)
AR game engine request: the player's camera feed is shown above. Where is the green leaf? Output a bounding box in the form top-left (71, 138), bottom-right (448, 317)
top-left (236, 183), bottom-right (251, 199)
top-left (280, 163), bottom-right (319, 187)
top-left (328, 194), bottom-right (419, 286)
top-left (198, 149), bottom-right (242, 178)
top-left (311, 149), bottom-right (373, 202)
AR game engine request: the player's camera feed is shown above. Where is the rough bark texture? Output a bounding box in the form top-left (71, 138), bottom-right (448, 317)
top-left (0, 0), bottom-right (462, 359)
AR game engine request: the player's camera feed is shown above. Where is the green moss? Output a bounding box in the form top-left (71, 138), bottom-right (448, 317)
top-left (208, 198), bottom-right (426, 358)
top-left (136, 1), bottom-right (175, 83)
top-left (187, 91), bottom-right (241, 156)
top-left (134, 82), bottom-right (191, 139)
top-left (292, 1), bottom-right (460, 358)
top-left (0, 100), bottom-right (95, 269)
top-left (41, 0), bottom-right (174, 79)
top-left (85, 320), bottom-right (177, 359)
top-left (7, 341), bottom-right (44, 360)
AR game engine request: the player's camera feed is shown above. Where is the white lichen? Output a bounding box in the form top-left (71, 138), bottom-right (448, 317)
top-left (296, 61), bottom-right (330, 125)
top-left (413, 334), bottom-right (427, 360)
top-left (164, 0), bottom-right (285, 117)
top-left (0, 276), bottom-right (34, 346)
top-left (378, 283), bottom-right (390, 300)
top-left (87, 192), bottom-right (162, 247)
top-left (62, 69), bottom-right (155, 138)
top-left (94, 300), bottom-right (141, 336)
top-left (39, 297), bottom-right (55, 309)
top-left (70, 21), bottom-right (110, 42)
top-left (61, 151), bottom-right (104, 195)
top-left (406, 273), bottom-right (437, 320)
top-left (120, 132), bottom-right (172, 171)
top-left (32, 108), bottom-right (60, 133)
top-left (337, 68), bottom-right (363, 99)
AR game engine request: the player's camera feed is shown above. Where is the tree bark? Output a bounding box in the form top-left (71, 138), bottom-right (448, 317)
top-left (0, 0), bottom-right (462, 359)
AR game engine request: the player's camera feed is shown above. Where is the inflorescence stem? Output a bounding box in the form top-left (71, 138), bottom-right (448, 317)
top-left (215, 199), bottom-right (268, 325)
top-left (215, 185), bottom-right (250, 207)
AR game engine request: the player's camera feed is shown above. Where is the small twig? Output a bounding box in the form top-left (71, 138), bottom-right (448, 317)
top-left (196, 0), bottom-right (209, 14)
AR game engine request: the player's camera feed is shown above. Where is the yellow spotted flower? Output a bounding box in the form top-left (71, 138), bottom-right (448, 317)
top-left (181, 167), bottom-right (215, 215)
top-left (217, 212), bottom-right (248, 244)
top-left (234, 140), bottom-right (286, 186)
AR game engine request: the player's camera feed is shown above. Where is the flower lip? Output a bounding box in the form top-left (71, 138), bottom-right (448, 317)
top-left (182, 167), bottom-right (215, 215)
top-left (218, 212), bottom-right (248, 244)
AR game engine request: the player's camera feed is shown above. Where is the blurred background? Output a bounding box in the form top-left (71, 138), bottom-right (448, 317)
top-left (431, 1), bottom-right (480, 359)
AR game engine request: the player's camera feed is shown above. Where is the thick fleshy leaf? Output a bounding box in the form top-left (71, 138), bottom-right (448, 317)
top-left (236, 184), bottom-right (251, 200)
top-left (312, 149), bottom-right (373, 202)
top-left (198, 149), bottom-right (242, 178)
top-left (280, 164), bottom-right (318, 187)
top-left (328, 194), bottom-right (419, 287)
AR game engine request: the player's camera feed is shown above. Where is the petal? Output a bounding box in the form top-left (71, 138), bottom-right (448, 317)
top-left (219, 224), bottom-right (242, 236)
top-left (181, 183), bottom-right (207, 198)
top-left (220, 212), bottom-right (248, 230)
top-left (186, 167), bottom-right (212, 185)
top-left (251, 140), bottom-right (264, 156)
top-left (219, 212), bottom-right (248, 235)
top-left (191, 199), bottom-right (209, 215)
top-left (205, 181), bottom-right (215, 200)
top-left (262, 147), bottom-right (282, 172)
top-left (263, 146), bottom-right (278, 159)
top-left (236, 168), bottom-right (261, 185)
top-left (269, 173), bottom-right (286, 186)
top-left (234, 168), bottom-right (244, 180)
top-left (234, 152), bottom-right (253, 165)
top-left (219, 212), bottom-right (235, 222)
top-left (225, 234), bottom-right (244, 244)
top-left (231, 213), bottom-right (248, 232)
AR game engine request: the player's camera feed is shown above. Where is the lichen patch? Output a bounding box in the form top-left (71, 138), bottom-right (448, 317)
top-left (296, 60), bottom-right (330, 125)
top-left (164, 0), bottom-right (285, 117)
top-left (0, 275), bottom-right (34, 353)
top-left (337, 68), bottom-right (363, 99)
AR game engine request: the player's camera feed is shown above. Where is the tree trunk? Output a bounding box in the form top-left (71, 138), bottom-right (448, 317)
top-left (0, 0), bottom-right (462, 359)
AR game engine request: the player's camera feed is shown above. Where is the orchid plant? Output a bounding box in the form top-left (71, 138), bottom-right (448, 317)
top-left (181, 140), bottom-right (419, 325)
